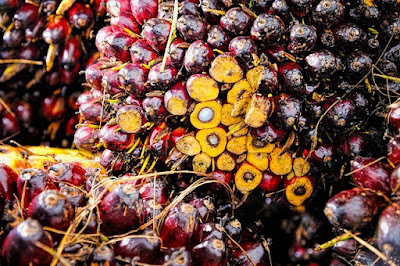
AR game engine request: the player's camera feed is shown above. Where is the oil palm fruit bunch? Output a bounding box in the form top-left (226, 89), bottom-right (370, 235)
top-left (0, 0), bottom-right (108, 146)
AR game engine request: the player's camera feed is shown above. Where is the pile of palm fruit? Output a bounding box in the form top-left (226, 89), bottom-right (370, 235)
top-left (1, 0), bottom-right (400, 265)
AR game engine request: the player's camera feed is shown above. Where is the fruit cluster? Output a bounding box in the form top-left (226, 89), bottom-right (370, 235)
top-left (0, 0), bottom-right (107, 146)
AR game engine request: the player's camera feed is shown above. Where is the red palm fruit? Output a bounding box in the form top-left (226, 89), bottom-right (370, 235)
top-left (309, 143), bottom-right (334, 163)
top-left (160, 203), bottom-right (200, 248)
top-left (95, 26), bottom-right (116, 56)
top-left (142, 96), bottom-right (168, 121)
top-left (61, 63), bottom-right (80, 85)
top-left (148, 63), bottom-right (178, 89)
top-left (41, 95), bottom-right (66, 121)
top-left (276, 94), bottom-right (305, 128)
top-left (163, 248), bottom-right (193, 266)
top-left (93, 0), bottom-right (107, 17)
top-left (177, 15), bottom-right (207, 42)
top-left (200, 0), bottom-right (223, 24)
top-left (332, 238), bottom-right (358, 258)
top-left (210, 170), bottom-right (231, 191)
top-left (67, 3), bottom-right (93, 30)
top-left (0, 163), bottom-right (18, 200)
top-left (324, 188), bottom-right (386, 230)
top-left (118, 63), bottom-right (149, 96)
top-left (389, 107), bottom-right (400, 132)
top-left (375, 203), bottom-right (400, 257)
top-left (142, 18), bottom-right (171, 52)
top-left (184, 40), bottom-right (214, 74)
top-left (0, 0), bottom-right (17, 10)
top-left (48, 162), bottom-right (86, 187)
top-left (102, 68), bottom-right (123, 95)
top-left (60, 36), bottom-right (82, 71)
top-left (144, 199), bottom-right (164, 222)
top-left (99, 125), bottom-right (135, 150)
top-left (390, 165), bottom-right (400, 195)
top-left (74, 125), bottom-right (101, 152)
top-left (169, 127), bottom-right (186, 148)
top-left (139, 179), bottom-right (169, 205)
top-left (167, 37), bottom-right (188, 68)
top-left (207, 25), bottom-right (231, 50)
top-left (350, 157), bottom-right (392, 194)
top-left (85, 62), bottom-right (107, 90)
top-left (79, 98), bottom-right (110, 124)
top-left (251, 14), bottom-right (285, 44)
top-left (99, 183), bottom-right (144, 235)
top-left (0, 113), bottom-right (20, 138)
top-left (59, 183), bottom-right (85, 208)
top-left (13, 3), bottom-right (39, 29)
top-left (197, 222), bottom-right (224, 242)
top-left (91, 246), bottom-right (115, 265)
top-left (42, 17), bottom-right (70, 44)
top-left (2, 218), bottom-right (53, 266)
top-left (100, 31), bottom-right (138, 61)
top-left (65, 115), bottom-right (79, 137)
top-left (106, 0), bottom-right (131, 17)
top-left (221, 7), bottom-right (252, 35)
top-left (3, 27), bottom-right (24, 47)
top-left (130, 0), bottom-right (158, 25)
top-left (338, 132), bottom-right (368, 157)
top-left (260, 171), bottom-right (281, 192)
top-left (25, 15), bottom-right (45, 41)
top-left (100, 149), bottom-right (131, 174)
top-left (125, 94), bottom-right (142, 106)
top-left (117, 104), bottom-right (147, 134)
top-left (17, 168), bottom-right (57, 208)
top-left (231, 241), bottom-right (269, 266)
top-left (27, 190), bottom-right (74, 231)
top-left (149, 122), bottom-right (170, 156)
top-left (110, 12), bottom-right (140, 34)
top-left (164, 81), bottom-right (192, 116)
top-left (190, 197), bottom-right (216, 223)
top-left (191, 237), bottom-right (227, 266)
top-left (114, 230), bottom-right (161, 263)
top-left (130, 39), bottom-right (158, 65)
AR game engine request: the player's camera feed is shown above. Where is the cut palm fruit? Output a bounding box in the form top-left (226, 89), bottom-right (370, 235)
top-left (285, 176), bottom-right (313, 206)
top-left (227, 79), bottom-right (253, 104)
top-left (209, 53), bottom-right (243, 83)
top-left (117, 105), bottom-right (145, 133)
top-left (246, 65), bottom-right (265, 90)
top-left (25, 146), bottom-right (94, 159)
top-left (187, 74), bottom-right (219, 101)
top-left (231, 125), bottom-right (249, 137)
top-left (244, 94), bottom-right (274, 128)
top-left (231, 90), bottom-right (252, 117)
top-left (216, 152), bottom-right (236, 171)
top-left (196, 127), bottom-right (227, 157)
top-left (234, 162), bottom-right (263, 194)
top-left (221, 104), bottom-right (242, 126)
top-left (176, 134), bottom-right (202, 156)
top-left (0, 145), bottom-right (22, 158)
top-left (190, 101), bottom-right (222, 129)
top-left (269, 147), bottom-right (293, 176)
top-left (246, 133), bottom-right (275, 153)
top-left (26, 155), bottom-right (57, 169)
top-left (226, 136), bottom-right (247, 155)
top-left (293, 157), bottom-right (310, 177)
top-left (0, 154), bottom-right (31, 174)
top-left (247, 152), bottom-right (269, 171)
top-left (192, 152), bottom-right (212, 173)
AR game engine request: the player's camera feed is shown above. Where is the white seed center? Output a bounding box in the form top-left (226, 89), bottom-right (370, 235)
top-left (198, 107), bottom-right (214, 122)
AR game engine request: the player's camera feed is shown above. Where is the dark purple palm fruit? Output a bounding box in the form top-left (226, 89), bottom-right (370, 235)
top-left (312, 0), bottom-right (345, 28)
top-left (100, 149), bottom-right (131, 174)
top-left (207, 25), bottom-right (230, 51)
top-left (60, 37), bottom-right (82, 71)
top-left (191, 237), bottom-right (227, 266)
top-left (67, 3), bottom-right (94, 30)
top-left (2, 218), bottom-right (53, 266)
top-left (189, 197), bottom-right (216, 223)
top-left (163, 248), bottom-right (193, 266)
top-left (228, 36), bottom-right (258, 68)
top-left (350, 157), bottom-right (392, 194)
top-left (333, 23), bottom-right (367, 51)
top-left (99, 183), bottom-right (144, 235)
top-left (390, 165), bottom-right (400, 196)
top-left (13, 3), bottom-right (39, 29)
top-left (378, 0), bottom-right (400, 10)
top-left (17, 168), bottom-right (57, 208)
top-left (42, 17), bottom-right (70, 44)
top-left (27, 190), bottom-right (74, 231)
top-left (79, 99), bottom-right (111, 124)
top-left (114, 229), bottom-right (161, 263)
top-left (276, 94), bottom-right (305, 129)
top-left (287, 23), bottom-right (317, 55)
top-left (200, 0), bottom-right (224, 24)
top-left (177, 15), bottom-right (207, 42)
top-left (48, 162), bottom-right (87, 187)
top-left (224, 218), bottom-right (242, 242)
top-left (130, 39), bottom-right (158, 65)
top-left (346, 51), bottom-right (373, 82)
top-left (231, 240), bottom-right (269, 266)
top-left (148, 63), bottom-right (178, 89)
top-left (196, 222), bottom-right (224, 243)
top-left (85, 62), bottom-right (107, 91)
top-left (167, 37), bottom-right (189, 69)
top-left (99, 125), bottom-right (135, 151)
top-left (278, 62), bottom-right (305, 93)
top-left (179, 0), bottom-right (199, 16)
top-left (160, 203), bottom-right (200, 248)
top-left (304, 50), bottom-right (341, 79)
top-left (111, 12), bottom-right (141, 34)
top-left (142, 96), bottom-right (168, 122)
top-left (130, 0), bottom-right (158, 25)
top-left (389, 107), bottom-right (400, 132)
top-left (388, 135), bottom-right (400, 165)
top-left (287, 0), bottom-right (314, 18)
top-left (106, 0), bottom-right (131, 17)
top-left (323, 98), bottom-right (356, 128)
top-left (381, 14), bottom-right (400, 42)
top-left (184, 40), bottom-right (214, 74)
top-left (253, 0), bottom-right (273, 13)
top-left (375, 203), bottom-right (400, 259)
top-left (99, 30), bottom-right (138, 62)
top-left (332, 238), bottom-right (359, 258)
top-left (59, 183), bottom-right (86, 208)
top-left (74, 125), bottom-right (101, 152)
top-left (25, 14), bottom-right (45, 42)
top-left (256, 64), bottom-right (279, 92)
top-left (0, 163), bottom-right (18, 200)
top-left (220, 7), bottom-right (252, 35)
top-left (268, 0), bottom-right (291, 23)
top-left (142, 18), bottom-right (171, 53)
top-left (251, 122), bottom-right (285, 143)
top-left (139, 179), bottom-right (169, 206)
top-left (91, 246), bottom-right (115, 265)
top-left (164, 81), bottom-right (192, 116)
top-left (338, 132), bottom-right (369, 157)
top-left (118, 63), bottom-right (149, 96)
top-left (158, 1), bottom-right (174, 20)
top-left (3, 27), bottom-right (24, 47)
top-left (102, 68), bottom-right (124, 95)
top-left (324, 188), bottom-right (386, 231)
top-left (250, 14), bottom-right (285, 45)
top-left (116, 104), bottom-right (147, 134)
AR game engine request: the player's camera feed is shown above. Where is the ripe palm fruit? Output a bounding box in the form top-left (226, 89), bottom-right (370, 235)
top-left (234, 162), bottom-right (263, 194)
